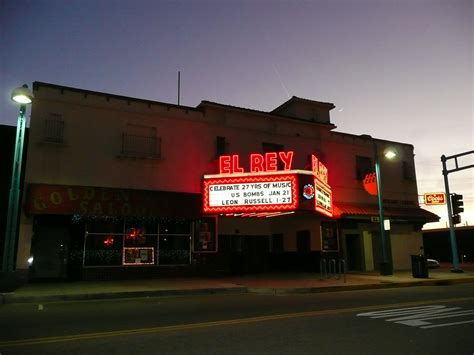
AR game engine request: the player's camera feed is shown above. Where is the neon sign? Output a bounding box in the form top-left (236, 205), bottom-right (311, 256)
top-left (312, 154), bottom-right (333, 217)
top-left (219, 151), bottom-right (294, 174)
top-left (203, 174), bottom-right (298, 213)
top-left (303, 184), bottom-right (315, 200)
top-left (203, 151), bottom-right (333, 217)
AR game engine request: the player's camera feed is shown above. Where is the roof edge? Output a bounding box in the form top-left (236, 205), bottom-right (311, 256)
top-left (271, 96), bottom-right (336, 113)
top-left (199, 100), bottom-right (337, 128)
top-left (33, 81), bottom-right (200, 112)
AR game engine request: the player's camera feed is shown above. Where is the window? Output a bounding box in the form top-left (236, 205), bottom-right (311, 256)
top-left (83, 219), bottom-right (124, 267)
top-left (121, 124), bottom-right (160, 158)
top-left (355, 156), bottom-right (373, 181)
top-left (262, 142), bottom-right (285, 169)
top-left (216, 136), bottom-right (228, 158)
top-left (42, 114), bottom-right (65, 143)
top-left (402, 161), bottom-right (415, 181)
top-left (82, 219), bottom-right (192, 267)
top-left (262, 142), bottom-right (284, 153)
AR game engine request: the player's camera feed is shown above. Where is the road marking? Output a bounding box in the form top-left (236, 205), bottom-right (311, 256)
top-left (421, 320), bottom-right (474, 329)
top-left (357, 304), bottom-right (474, 329)
top-left (2, 296), bottom-right (474, 348)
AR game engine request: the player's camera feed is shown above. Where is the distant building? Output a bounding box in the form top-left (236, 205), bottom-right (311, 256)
top-left (423, 226), bottom-right (474, 262)
top-left (15, 82), bottom-right (438, 280)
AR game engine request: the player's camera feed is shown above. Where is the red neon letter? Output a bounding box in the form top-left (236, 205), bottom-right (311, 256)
top-left (279, 151), bottom-right (294, 170)
top-left (311, 155), bottom-right (318, 175)
top-left (250, 154), bottom-right (265, 172)
top-left (232, 154), bottom-right (244, 173)
top-left (219, 156), bottom-right (232, 174)
top-left (318, 162), bottom-right (328, 184)
top-left (265, 152), bottom-right (278, 171)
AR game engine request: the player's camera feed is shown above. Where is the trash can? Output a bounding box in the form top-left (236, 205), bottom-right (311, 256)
top-left (410, 255), bottom-right (429, 278)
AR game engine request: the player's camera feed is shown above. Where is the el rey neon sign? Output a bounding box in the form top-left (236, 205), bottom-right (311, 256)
top-left (203, 151), bottom-right (333, 217)
top-left (219, 151), bottom-right (294, 174)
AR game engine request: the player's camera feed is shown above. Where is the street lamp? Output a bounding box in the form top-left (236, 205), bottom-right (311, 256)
top-left (374, 144), bottom-right (397, 276)
top-left (2, 85), bottom-right (33, 279)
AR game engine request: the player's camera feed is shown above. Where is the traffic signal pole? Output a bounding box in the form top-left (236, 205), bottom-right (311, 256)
top-left (441, 150), bottom-right (474, 273)
top-left (441, 163), bottom-right (460, 272)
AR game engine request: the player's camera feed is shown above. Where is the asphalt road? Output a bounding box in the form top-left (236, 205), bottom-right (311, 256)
top-left (1, 284), bottom-right (473, 355)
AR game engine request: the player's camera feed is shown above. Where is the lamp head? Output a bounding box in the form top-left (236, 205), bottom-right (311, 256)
top-left (11, 84), bottom-right (34, 104)
top-left (383, 147), bottom-right (398, 160)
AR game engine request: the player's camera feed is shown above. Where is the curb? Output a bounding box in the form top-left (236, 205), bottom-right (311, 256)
top-left (2, 277), bottom-right (474, 304)
top-left (247, 277), bottom-right (474, 295)
top-left (1, 287), bottom-right (248, 305)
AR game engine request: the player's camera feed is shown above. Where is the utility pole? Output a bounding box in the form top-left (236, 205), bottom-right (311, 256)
top-left (441, 150), bottom-right (473, 273)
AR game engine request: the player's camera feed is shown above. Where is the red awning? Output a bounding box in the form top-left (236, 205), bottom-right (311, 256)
top-left (333, 202), bottom-right (439, 223)
top-left (25, 184), bottom-right (202, 219)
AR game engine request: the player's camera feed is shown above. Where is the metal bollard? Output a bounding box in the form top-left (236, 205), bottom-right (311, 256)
top-left (329, 259), bottom-right (336, 278)
top-left (320, 258), bottom-right (328, 280)
top-left (339, 259), bottom-right (346, 283)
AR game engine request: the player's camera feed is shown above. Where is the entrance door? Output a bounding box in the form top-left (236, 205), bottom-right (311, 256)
top-left (158, 235), bottom-right (191, 265)
top-left (30, 225), bottom-right (69, 279)
top-left (226, 235), bottom-right (269, 274)
top-left (296, 230), bottom-right (312, 271)
top-left (345, 234), bottom-right (362, 271)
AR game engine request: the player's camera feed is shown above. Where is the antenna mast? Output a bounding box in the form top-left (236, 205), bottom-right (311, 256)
top-left (177, 71), bottom-right (181, 106)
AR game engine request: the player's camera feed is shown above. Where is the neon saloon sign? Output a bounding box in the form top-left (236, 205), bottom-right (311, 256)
top-left (202, 151), bottom-right (333, 217)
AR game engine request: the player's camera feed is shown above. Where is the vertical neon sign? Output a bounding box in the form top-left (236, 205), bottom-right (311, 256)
top-left (312, 155), bottom-right (333, 217)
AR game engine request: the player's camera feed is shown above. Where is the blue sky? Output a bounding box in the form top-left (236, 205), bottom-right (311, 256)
top-left (1, 0), bottom-right (472, 228)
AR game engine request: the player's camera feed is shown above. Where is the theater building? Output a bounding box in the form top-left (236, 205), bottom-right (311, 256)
top-left (16, 82), bottom-right (438, 280)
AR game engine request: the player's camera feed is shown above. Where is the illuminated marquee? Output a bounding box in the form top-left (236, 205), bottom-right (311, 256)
top-left (203, 151), bottom-right (333, 217)
top-left (312, 155), bottom-right (333, 217)
top-left (203, 174), bottom-right (298, 214)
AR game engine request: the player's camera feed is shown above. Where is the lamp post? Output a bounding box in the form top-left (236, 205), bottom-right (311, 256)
top-left (2, 85), bottom-right (33, 278)
top-left (374, 143), bottom-right (397, 276)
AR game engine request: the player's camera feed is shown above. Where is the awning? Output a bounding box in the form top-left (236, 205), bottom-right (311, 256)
top-left (333, 202), bottom-right (439, 223)
top-left (25, 184), bottom-right (202, 219)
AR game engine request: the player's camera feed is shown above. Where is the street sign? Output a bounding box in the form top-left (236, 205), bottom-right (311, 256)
top-left (424, 192), bottom-right (446, 205)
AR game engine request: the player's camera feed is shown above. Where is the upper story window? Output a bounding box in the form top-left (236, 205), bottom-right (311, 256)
top-left (42, 114), bottom-right (65, 143)
top-left (262, 142), bottom-right (284, 153)
top-left (215, 136), bottom-right (229, 158)
top-left (262, 142), bottom-right (285, 169)
top-left (402, 161), bottom-right (415, 181)
top-left (121, 124), bottom-right (161, 158)
top-left (355, 156), bottom-right (373, 181)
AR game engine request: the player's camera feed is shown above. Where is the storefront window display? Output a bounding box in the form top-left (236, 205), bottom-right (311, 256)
top-left (158, 220), bottom-right (191, 265)
top-left (83, 220), bottom-right (124, 266)
top-left (193, 217), bottom-right (217, 253)
top-left (82, 218), bottom-right (192, 267)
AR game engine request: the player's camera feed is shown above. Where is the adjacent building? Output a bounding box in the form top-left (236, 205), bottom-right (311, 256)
top-left (16, 82), bottom-right (438, 280)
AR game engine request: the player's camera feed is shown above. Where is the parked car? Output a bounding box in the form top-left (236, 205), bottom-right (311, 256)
top-left (427, 258), bottom-right (440, 268)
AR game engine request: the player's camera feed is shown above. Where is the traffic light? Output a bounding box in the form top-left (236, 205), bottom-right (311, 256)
top-left (452, 214), bottom-right (461, 225)
top-left (450, 193), bottom-right (464, 224)
top-left (451, 194), bottom-right (464, 215)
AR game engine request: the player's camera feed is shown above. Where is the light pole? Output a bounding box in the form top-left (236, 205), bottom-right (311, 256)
top-left (374, 143), bottom-right (397, 276)
top-left (2, 85), bottom-right (33, 279)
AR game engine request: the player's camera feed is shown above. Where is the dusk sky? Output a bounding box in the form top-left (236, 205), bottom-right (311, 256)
top-left (1, 0), bottom-right (472, 229)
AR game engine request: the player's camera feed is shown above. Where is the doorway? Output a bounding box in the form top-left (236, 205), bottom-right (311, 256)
top-left (30, 223), bottom-right (70, 279)
top-left (345, 234), bottom-right (362, 271)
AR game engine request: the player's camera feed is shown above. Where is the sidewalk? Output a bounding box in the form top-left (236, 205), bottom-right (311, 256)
top-left (2, 266), bottom-right (474, 305)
